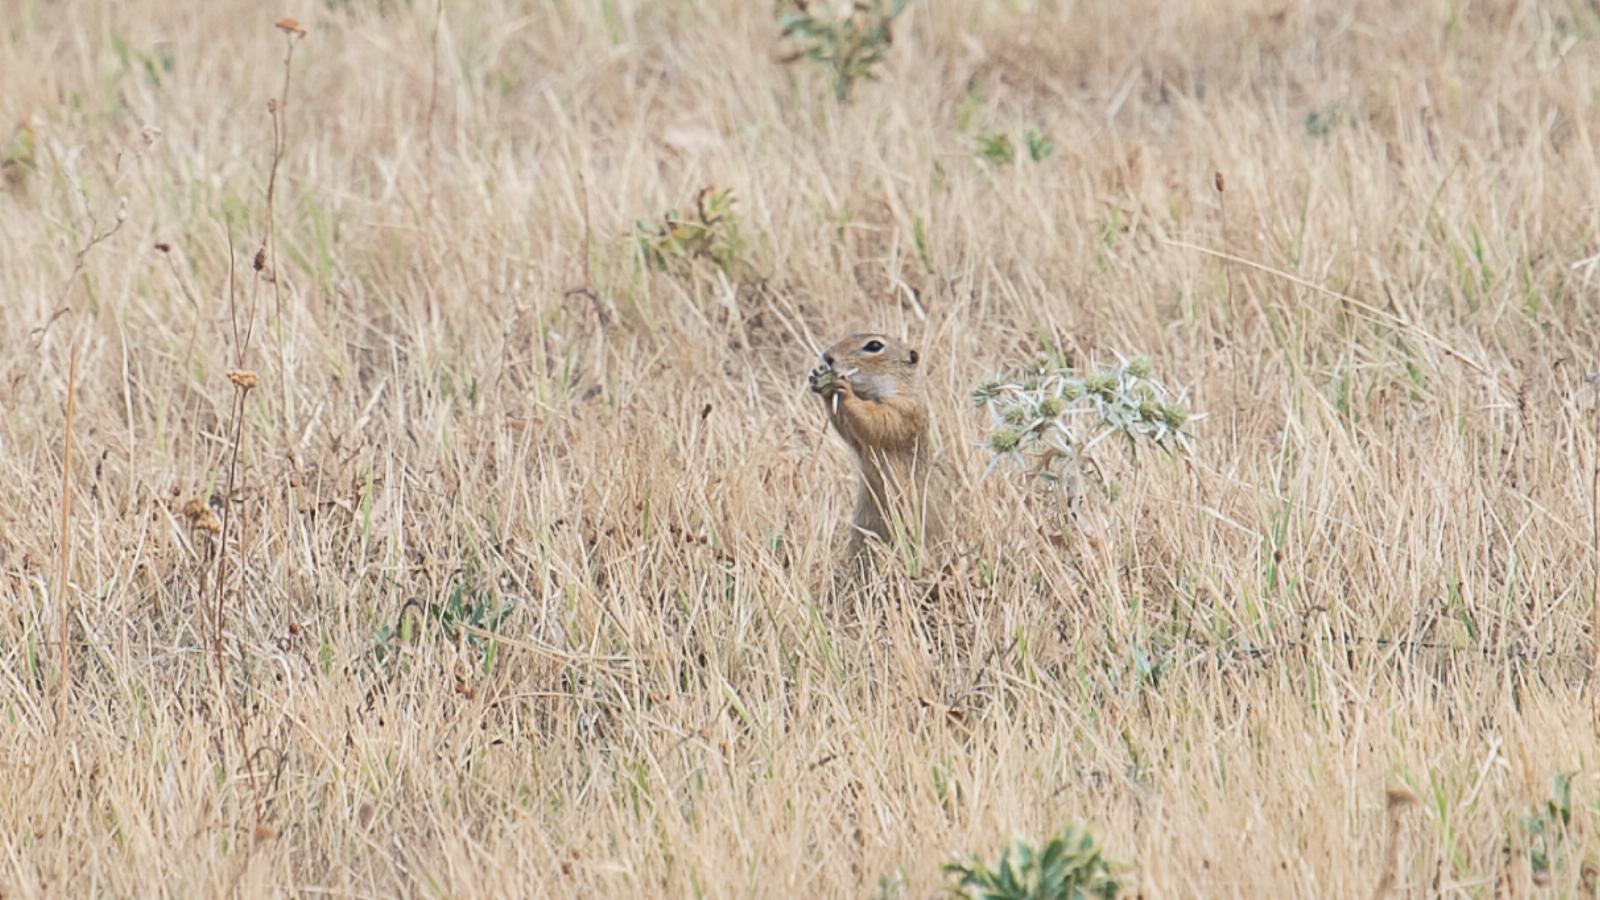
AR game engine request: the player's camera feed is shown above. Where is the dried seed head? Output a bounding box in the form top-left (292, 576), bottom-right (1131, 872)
top-left (227, 370), bottom-right (259, 390)
top-left (252, 246), bottom-right (266, 271)
top-left (180, 498), bottom-right (207, 520)
top-left (197, 510), bottom-right (223, 535)
top-left (1214, 171), bottom-right (1226, 192)
top-left (154, 241), bottom-right (171, 253)
top-left (274, 16), bottom-right (306, 35)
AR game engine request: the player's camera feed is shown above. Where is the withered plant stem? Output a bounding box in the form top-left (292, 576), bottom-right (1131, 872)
top-left (55, 342), bottom-right (78, 729)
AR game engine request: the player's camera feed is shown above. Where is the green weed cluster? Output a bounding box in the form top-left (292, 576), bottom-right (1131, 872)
top-left (943, 825), bottom-right (1121, 900)
top-left (778, 0), bottom-right (910, 102)
top-left (633, 186), bottom-right (748, 278)
top-left (973, 352), bottom-right (1193, 500)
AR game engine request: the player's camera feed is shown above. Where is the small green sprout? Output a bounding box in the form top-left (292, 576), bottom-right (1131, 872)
top-left (974, 125), bottom-right (1055, 167)
top-left (972, 379), bottom-right (1004, 407)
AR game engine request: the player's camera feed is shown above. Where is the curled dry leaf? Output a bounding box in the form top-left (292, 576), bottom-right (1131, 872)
top-left (1384, 786), bottom-right (1420, 809)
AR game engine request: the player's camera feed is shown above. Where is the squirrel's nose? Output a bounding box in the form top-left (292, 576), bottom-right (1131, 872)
top-left (822, 351), bottom-right (834, 367)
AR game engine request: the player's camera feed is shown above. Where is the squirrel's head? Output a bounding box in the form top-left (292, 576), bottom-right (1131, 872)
top-left (819, 332), bottom-right (920, 401)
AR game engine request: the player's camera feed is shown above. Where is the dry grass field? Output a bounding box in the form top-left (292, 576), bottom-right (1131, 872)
top-left (5, 0), bottom-right (1600, 895)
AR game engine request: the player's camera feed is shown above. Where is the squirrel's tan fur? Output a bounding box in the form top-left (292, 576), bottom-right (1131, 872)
top-left (809, 332), bottom-right (948, 567)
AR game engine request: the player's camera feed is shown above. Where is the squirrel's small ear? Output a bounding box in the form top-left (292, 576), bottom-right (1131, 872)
top-left (908, 349), bottom-right (920, 366)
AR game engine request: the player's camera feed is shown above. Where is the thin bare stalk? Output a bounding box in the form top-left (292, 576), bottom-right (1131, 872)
top-left (424, 0), bottom-right (443, 210)
top-left (212, 385), bottom-right (250, 663)
top-left (55, 342), bottom-right (78, 728)
top-left (266, 20), bottom-right (305, 435)
top-left (1592, 427), bottom-right (1599, 691)
top-left (1215, 170), bottom-right (1239, 448)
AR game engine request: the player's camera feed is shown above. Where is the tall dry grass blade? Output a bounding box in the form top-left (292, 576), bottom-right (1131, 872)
top-left (1592, 441), bottom-right (1599, 697)
top-left (55, 342), bottom-right (78, 728)
top-left (1160, 237), bottom-right (1494, 379)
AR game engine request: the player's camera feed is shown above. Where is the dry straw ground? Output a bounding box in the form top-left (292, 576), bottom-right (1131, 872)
top-left (4, 0), bottom-right (1600, 895)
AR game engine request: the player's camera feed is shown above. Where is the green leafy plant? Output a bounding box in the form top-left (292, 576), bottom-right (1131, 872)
top-left (1304, 103), bottom-right (1345, 137)
top-left (633, 186), bottom-right (748, 277)
top-left (1513, 773), bottom-right (1574, 884)
top-left (1024, 127), bottom-right (1055, 162)
top-left (944, 825), bottom-right (1121, 900)
top-left (372, 580), bottom-right (516, 675)
top-left (778, 0), bottom-right (910, 103)
top-left (972, 351), bottom-right (1194, 501)
top-left (975, 131), bottom-right (1015, 166)
top-left (975, 126), bottom-right (1054, 166)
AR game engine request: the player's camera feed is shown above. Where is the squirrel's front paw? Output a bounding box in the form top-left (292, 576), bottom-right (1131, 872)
top-left (809, 365), bottom-right (841, 397)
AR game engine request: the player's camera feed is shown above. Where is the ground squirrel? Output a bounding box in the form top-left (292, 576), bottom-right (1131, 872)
top-left (808, 332), bottom-right (948, 568)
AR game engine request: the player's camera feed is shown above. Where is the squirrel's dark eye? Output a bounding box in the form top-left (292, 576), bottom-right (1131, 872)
top-left (862, 340), bottom-right (884, 353)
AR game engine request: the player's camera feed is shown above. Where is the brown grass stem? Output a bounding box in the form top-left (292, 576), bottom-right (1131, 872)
top-left (54, 342), bottom-right (78, 728)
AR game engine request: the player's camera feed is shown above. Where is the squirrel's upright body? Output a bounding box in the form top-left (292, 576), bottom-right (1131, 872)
top-left (809, 333), bottom-right (947, 566)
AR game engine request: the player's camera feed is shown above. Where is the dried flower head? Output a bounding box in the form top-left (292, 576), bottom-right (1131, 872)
top-left (274, 16), bottom-right (306, 35)
top-left (227, 370), bottom-right (259, 390)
